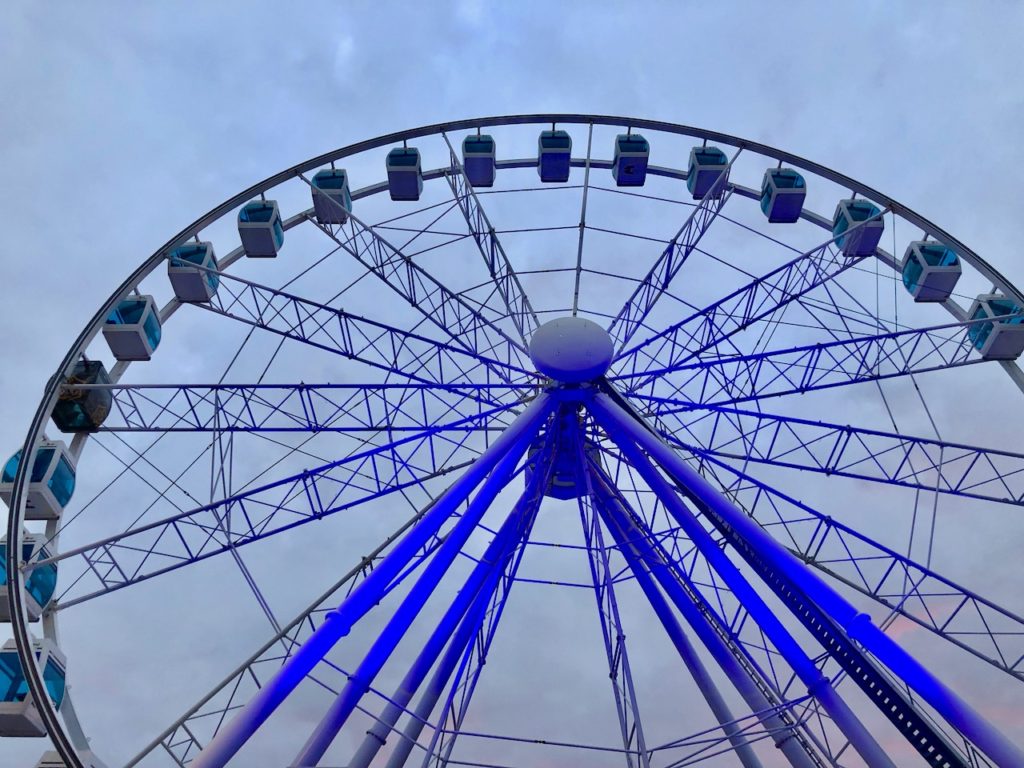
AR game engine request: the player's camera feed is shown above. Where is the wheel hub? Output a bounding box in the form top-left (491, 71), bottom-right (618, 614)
top-left (528, 317), bottom-right (614, 383)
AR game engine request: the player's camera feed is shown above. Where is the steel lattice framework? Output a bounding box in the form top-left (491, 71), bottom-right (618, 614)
top-left (6, 115), bottom-right (1024, 768)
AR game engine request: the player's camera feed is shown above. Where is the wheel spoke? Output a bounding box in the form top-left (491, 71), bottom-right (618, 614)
top-left (632, 399), bottom-right (1024, 505)
top-left (67, 382), bottom-right (533, 433)
top-left (613, 207), bottom-right (888, 386)
top-left (606, 151), bottom-right (740, 353)
top-left (442, 131), bottom-right (540, 344)
top-left (124, 496), bottom-right (450, 767)
top-left (685, 448), bottom-right (1024, 684)
top-left (299, 173), bottom-right (530, 373)
top-left (199, 265), bottom-right (532, 388)
top-left (38, 404), bottom-right (517, 608)
top-left (613, 315), bottom-right (993, 407)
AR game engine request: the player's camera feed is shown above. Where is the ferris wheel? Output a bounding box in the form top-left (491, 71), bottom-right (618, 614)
top-left (4, 114), bottom-right (1024, 768)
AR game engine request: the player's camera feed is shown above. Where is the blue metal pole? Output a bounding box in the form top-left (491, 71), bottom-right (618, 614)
top-left (589, 469), bottom-right (818, 768)
top-left (296, 436), bottom-right (541, 766)
top-left (190, 393), bottom-right (552, 768)
top-left (383, 495), bottom-right (536, 768)
top-left (591, 391), bottom-right (1024, 768)
top-left (346, 448), bottom-right (549, 768)
top-left (588, 393), bottom-right (897, 768)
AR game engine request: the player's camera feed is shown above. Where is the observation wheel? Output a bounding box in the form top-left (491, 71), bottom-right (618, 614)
top-left (5, 115), bottom-right (1024, 768)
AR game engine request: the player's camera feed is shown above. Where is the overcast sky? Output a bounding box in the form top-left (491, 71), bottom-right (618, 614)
top-left (3, 3), bottom-right (1024, 768)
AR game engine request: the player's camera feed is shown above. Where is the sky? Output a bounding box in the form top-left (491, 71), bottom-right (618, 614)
top-left (3, 2), bottom-right (1024, 767)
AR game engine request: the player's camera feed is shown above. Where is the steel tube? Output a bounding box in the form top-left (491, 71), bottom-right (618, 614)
top-left (295, 438), bottom-right (534, 765)
top-left (190, 393), bottom-right (552, 768)
top-left (589, 393), bottom-right (896, 768)
top-left (591, 391), bottom-right (1024, 768)
top-left (589, 470), bottom-right (768, 768)
top-left (346, 474), bottom-right (544, 768)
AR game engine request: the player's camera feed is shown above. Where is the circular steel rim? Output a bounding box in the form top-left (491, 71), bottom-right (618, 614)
top-left (8, 113), bottom-right (1024, 768)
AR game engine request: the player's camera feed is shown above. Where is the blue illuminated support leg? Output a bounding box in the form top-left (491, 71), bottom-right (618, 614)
top-left (293, 409), bottom-right (548, 765)
top-left (590, 391), bottom-right (1024, 768)
top-left (299, 436), bottom-right (550, 767)
top-left (587, 467), bottom-right (818, 768)
top-left (382, 482), bottom-right (540, 768)
top-left (189, 393), bottom-right (553, 768)
top-left (588, 393), bottom-right (897, 768)
top-left (347, 432), bottom-right (554, 768)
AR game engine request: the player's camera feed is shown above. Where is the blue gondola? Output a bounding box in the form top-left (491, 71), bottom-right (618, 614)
top-left (0, 638), bottom-right (66, 737)
top-left (687, 146), bottom-right (729, 199)
top-left (386, 148), bottom-right (423, 201)
top-left (901, 241), bottom-right (961, 302)
top-left (51, 360), bottom-right (112, 433)
top-left (238, 200), bottom-right (284, 258)
top-left (168, 242), bottom-right (219, 303)
top-left (760, 168), bottom-right (806, 223)
top-left (0, 440), bottom-right (76, 521)
top-left (311, 169), bottom-right (352, 224)
top-left (462, 134), bottom-right (496, 188)
top-left (832, 199), bottom-right (884, 257)
top-left (966, 294), bottom-right (1024, 360)
top-left (0, 533), bottom-right (57, 622)
top-left (612, 133), bottom-right (650, 187)
top-left (537, 130), bottom-right (571, 183)
top-left (102, 295), bottom-right (161, 361)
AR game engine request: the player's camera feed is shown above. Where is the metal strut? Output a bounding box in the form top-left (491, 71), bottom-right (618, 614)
top-left (589, 390), bottom-right (1024, 768)
top-left (589, 392), bottom-right (897, 768)
top-left (189, 393), bottom-right (553, 768)
top-left (294, 412), bottom-right (552, 765)
top-left (587, 464), bottom-right (824, 768)
top-left (346, 421), bottom-right (555, 768)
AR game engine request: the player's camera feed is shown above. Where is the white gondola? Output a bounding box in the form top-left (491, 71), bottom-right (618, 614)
top-left (36, 750), bottom-right (108, 768)
top-left (311, 169), bottom-right (352, 224)
top-left (0, 638), bottom-right (66, 737)
top-left (901, 241), bottom-right (961, 302)
top-left (0, 440), bottom-right (76, 521)
top-left (386, 148), bottom-right (423, 201)
top-left (760, 168), bottom-right (806, 223)
top-left (238, 200), bottom-right (284, 258)
top-left (832, 199), bottom-right (884, 257)
top-left (537, 130), bottom-right (572, 183)
top-left (102, 295), bottom-right (162, 361)
top-left (167, 242), bottom-right (219, 303)
top-left (612, 133), bottom-right (649, 187)
top-left (462, 134), bottom-right (496, 188)
top-left (966, 294), bottom-right (1024, 360)
top-left (687, 146), bottom-right (729, 199)
top-left (51, 360), bottom-right (112, 434)
top-left (0, 533), bottom-right (57, 622)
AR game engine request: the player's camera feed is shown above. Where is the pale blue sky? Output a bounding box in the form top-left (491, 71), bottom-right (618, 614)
top-left (3, 3), bottom-right (1024, 767)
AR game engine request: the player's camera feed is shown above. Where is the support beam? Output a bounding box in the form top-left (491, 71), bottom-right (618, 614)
top-left (346, 428), bottom-right (552, 768)
top-left (590, 391), bottom-right (1024, 768)
top-left (613, 317), bottom-right (985, 407)
top-left (584, 468), bottom-right (769, 768)
top-left (294, 425), bottom-right (536, 765)
top-left (189, 393), bottom-right (552, 768)
top-left (607, 151), bottom-right (739, 353)
top-left (590, 392), bottom-right (897, 768)
top-left (442, 131), bottom-right (539, 345)
top-left (635, 400), bottom-right (1024, 506)
top-left (614, 207), bottom-right (887, 384)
